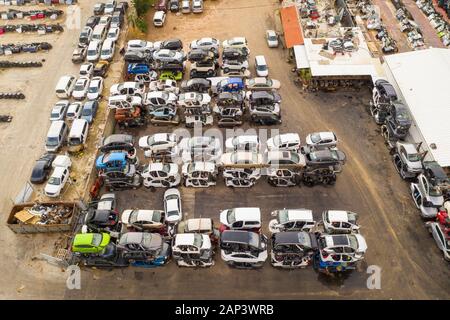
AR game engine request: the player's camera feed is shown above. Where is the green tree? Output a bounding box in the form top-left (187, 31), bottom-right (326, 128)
top-left (133, 0), bottom-right (154, 17)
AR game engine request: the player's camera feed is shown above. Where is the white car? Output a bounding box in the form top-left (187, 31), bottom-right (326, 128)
top-left (266, 133), bottom-right (301, 151)
top-left (98, 15), bottom-right (111, 28)
top-left (222, 37), bottom-right (249, 50)
top-left (141, 163), bottom-right (181, 188)
top-left (172, 233), bottom-right (214, 267)
top-left (219, 207), bottom-right (261, 230)
top-left (144, 91), bottom-right (178, 108)
top-left (87, 76), bottom-right (104, 100)
top-left (220, 230), bottom-right (268, 268)
top-left (79, 62), bottom-right (94, 78)
top-left (153, 10), bottom-right (166, 27)
top-left (225, 135), bottom-right (260, 152)
top-left (96, 193), bottom-right (116, 211)
top-left (44, 155), bottom-right (72, 198)
top-left (190, 37), bottom-right (220, 51)
top-left (152, 49), bottom-right (185, 63)
top-left (138, 133), bottom-right (178, 151)
top-left (245, 77), bottom-right (281, 91)
top-left (305, 131), bottom-right (338, 149)
top-left (110, 81), bottom-right (145, 97)
top-left (220, 151), bottom-right (263, 166)
top-left (266, 30), bottom-right (279, 48)
top-left (66, 102), bottom-right (83, 121)
top-left (107, 27), bottom-right (120, 42)
top-left (177, 92), bottom-right (211, 108)
top-left (127, 39), bottom-right (154, 53)
top-left (268, 209), bottom-right (316, 233)
top-left (322, 210), bottom-right (360, 234)
top-left (149, 79), bottom-right (179, 94)
top-left (221, 59), bottom-right (249, 74)
top-left (164, 188), bottom-right (182, 224)
top-left (50, 100), bottom-right (69, 121)
top-left (318, 233), bottom-right (367, 263)
top-left (86, 40), bottom-right (101, 62)
top-left (104, 1), bottom-right (116, 14)
top-left (121, 209), bottom-right (165, 231)
top-left (72, 77), bottom-right (90, 100)
top-left (100, 39), bottom-right (115, 61)
top-left (177, 136), bottom-right (222, 162)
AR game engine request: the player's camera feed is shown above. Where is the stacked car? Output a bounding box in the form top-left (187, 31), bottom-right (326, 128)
top-left (370, 78), bottom-right (450, 261)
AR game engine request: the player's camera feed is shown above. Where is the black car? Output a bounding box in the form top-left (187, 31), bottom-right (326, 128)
top-left (30, 153), bottom-right (56, 184)
top-left (93, 3), bottom-right (105, 15)
top-left (100, 134), bottom-right (135, 153)
top-left (124, 51), bottom-right (149, 63)
top-left (85, 16), bottom-right (100, 29)
top-left (423, 161), bottom-right (450, 186)
top-left (187, 49), bottom-right (216, 62)
top-left (222, 47), bottom-right (248, 61)
top-left (116, 2), bottom-right (129, 13)
top-left (160, 38), bottom-right (183, 51)
top-left (157, 61), bottom-right (184, 72)
top-left (180, 78), bottom-right (211, 93)
top-left (169, 0), bottom-right (180, 12)
top-left (84, 209), bottom-right (120, 232)
top-left (305, 149), bottom-right (346, 166)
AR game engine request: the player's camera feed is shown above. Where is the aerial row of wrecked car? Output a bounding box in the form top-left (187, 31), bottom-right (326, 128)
top-left (370, 79), bottom-right (450, 261)
top-left (72, 197), bottom-right (367, 272)
top-left (92, 130), bottom-right (346, 191)
top-left (115, 37), bottom-right (281, 128)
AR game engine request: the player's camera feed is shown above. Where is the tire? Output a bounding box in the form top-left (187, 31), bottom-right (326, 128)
top-left (224, 68), bottom-right (230, 73)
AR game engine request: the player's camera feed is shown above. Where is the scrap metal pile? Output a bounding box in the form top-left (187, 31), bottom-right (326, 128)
top-left (370, 79), bottom-right (450, 261)
top-left (416, 0), bottom-right (450, 47)
top-left (0, 23), bottom-right (63, 34)
top-left (356, 0), bottom-right (399, 53)
top-left (14, 203), bottom-right (73, 225)
top-left (0, 42), bottom-right (52, 55)
top-left (0, 60), bottom-right (43, 67)
top-left (0, 8), bottom-right (63, 20)
top-left (71, 196), bottom-right (368, 273)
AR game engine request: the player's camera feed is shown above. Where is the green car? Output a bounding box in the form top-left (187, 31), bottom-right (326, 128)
top-left (159, 71), bottom-right (183, 81)
top-left (72, 233), bottom-right (111, 254)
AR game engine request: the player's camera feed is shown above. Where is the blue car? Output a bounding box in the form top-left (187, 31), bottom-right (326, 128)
top-left (218, 78), bottom-right (244, 93)
top-left (81, 100), bottom-right (99, 124)
top-left (95, 152), bottom-right (127, 172)
top-left (127, 63), bottom-right (150, 75)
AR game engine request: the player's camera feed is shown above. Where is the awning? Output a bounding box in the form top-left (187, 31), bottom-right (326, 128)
top-left (293, 45), bottom-right (310, 69)
top-left (280, 6), bottom-right (304, 48)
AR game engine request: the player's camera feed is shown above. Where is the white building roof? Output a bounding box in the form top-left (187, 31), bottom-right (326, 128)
top-left (384, 48), bottom-right (450, 168)
top-left (298, 28), bottom-right (383, 78)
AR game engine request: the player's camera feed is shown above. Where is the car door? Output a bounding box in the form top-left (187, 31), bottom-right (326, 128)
top-left (432, 225), bottom-right (445, 250)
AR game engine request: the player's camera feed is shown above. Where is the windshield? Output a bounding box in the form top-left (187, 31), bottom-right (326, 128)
top-left (268, 35), bottom-right (277, 41)
top-left (48, 176), bottom-right (61, 185)
top-left (82, 108), bottom-right (92, 116)
top-left (129, 210), bottom-right (139, 223)
top-left (69, 137), bottom-right (82, 145)
top-left (108, 31), bottom-right (116, 37)
top-left (226, 209), bottom-right (235, 224)
top-left (257, 64), bottom-right (267, 71)
top-left (50, 111), bottom-right (60, 119)
top-left (46, 136), bottom-right (59, 146)
top-left (277, 210), bottom-right (289, 224)
top-left (407, 153), bottom-right (421, 162)
top-left (101, 49), bottom-right (111, 55)
top-left (273, 135), bottom-right (282, 147)
top-left (193, 234), bottom-right (203, 248)
top-left (91, 233), bottom-right (102, 246)
top-left (310, 133), bottom-right (321, 143)
top-left (290, 152), bottom-right (300, 163)
top-left (88, 85), bottom-right (98, 93)
top-left (87, 49), bottom-right (97, 56)
top-left (348, 235), bottom-right (358, 250)
top-left (74, 84), bottom-right (85, 91)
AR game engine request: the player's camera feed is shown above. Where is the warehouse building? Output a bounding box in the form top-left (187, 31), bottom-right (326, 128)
top-left (383, 48), bottom-right (450, 169)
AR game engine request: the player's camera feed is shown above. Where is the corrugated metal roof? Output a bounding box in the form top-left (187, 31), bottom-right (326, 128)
top-left (280, 6), bottom-right (304, 48)
top-left (384, 48), bottom-right (450, 168)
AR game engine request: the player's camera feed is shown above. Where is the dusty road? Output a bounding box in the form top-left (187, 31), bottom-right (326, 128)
top-left (63, 0), bottom-right (450, 300)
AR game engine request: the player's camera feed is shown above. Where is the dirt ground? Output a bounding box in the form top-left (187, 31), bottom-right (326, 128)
top-left (0, 1), bottom-right (125, 299)
top-left (1, 0), bottom-right (449, 299)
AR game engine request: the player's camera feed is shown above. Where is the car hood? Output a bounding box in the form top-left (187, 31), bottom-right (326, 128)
top-left (45, 183), bottom-right (61, 195)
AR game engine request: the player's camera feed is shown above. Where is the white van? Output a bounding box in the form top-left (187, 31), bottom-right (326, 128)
top-left (192, 0), bottom-right (203, 13)
top-left (67, 119), bottom-right (89, 153)
top-left (100, 39), bottom-right (115, 61)
top-left (87, 40), bottom-right (102, 62)
top-left (255, 55), bottom-right (268, 77)
top-left (45, 120), bottom-right (68, 152)
top-left (153, 11), bottom-right (166, 27)
top-left (91, 25), bottom-right (107, 43)
top-left (181, 0), bottom-right (190, 13)
top-left (55, 75), bottom-right (76, 99)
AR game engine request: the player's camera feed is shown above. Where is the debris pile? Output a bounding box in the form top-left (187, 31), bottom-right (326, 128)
top-left (0, 8), bottom-right (63, 20)
top-left (14, 204), bottom-right (73, 225)
top-left (0, 42), bottom-right (52, 55)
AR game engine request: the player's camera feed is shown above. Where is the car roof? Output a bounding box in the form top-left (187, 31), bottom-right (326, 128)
top-left (153, 132), bottom-right (171, 142)
top-left (327, 210), bottom-right (349, 222)
top-left (103, 134), bottom-right (133, 145)
top-left (273, 231), bottom-right (313, 246)
top-left (278, 133), bottom-right (300, 144)
top-left (174, 233), bottom-right (196, 246)
top-left (189, 161), bottom-right (216, 172)
top-left (185, 218), bottom-right (212, 231)
top-left (283, 209), bottom-right (314, 221)
top-left (52, 166), bottom-right (67, 176)
top-left (234, 135), bottom-right (258, 143)
top-left (255, 55), bottom-right (266, 63)
top-left (101, 151), bottom-right (126, 163)
top-left (154, 10), bottom-right (165, 18)
top-left (221, 230), bottom-right (257, 245)
top-left (234, 207), bottom-right (261, 221)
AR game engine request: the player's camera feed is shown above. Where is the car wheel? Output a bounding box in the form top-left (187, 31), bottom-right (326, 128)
top-left (240, 67), bottom-right (246, 72)
top-left (224, 68), bottom-right (229, 73)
